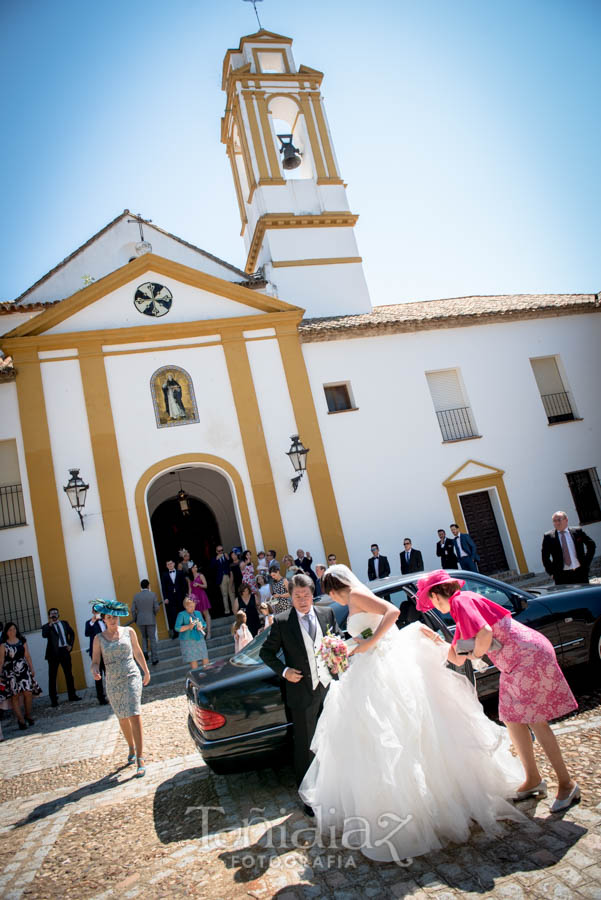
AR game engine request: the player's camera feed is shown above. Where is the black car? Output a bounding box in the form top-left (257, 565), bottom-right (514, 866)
top-left (186, 570), bottom-right (601, 773)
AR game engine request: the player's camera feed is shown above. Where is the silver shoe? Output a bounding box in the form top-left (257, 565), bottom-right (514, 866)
top-left (550, 782), bottom-right (580, 813)
top-left (514, 779), bottom-right (547, 800)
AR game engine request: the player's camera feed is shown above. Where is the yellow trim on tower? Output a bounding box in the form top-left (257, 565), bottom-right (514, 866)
top-left (242, 91), bottom-right (270, 181)
top-left (442, 462), bottom-right (528, 574)
top-left (226, 143), bottom-right (248, 228)
top-left (271, 257), bottom-right (362, 268)
top-left (78, 344), bottom-right (141, 605)
top-left (135, 454), bottom-right (257, 638)
top-left (255, 91), bottom-right (282, 179)
top-left (275, 323), bottom-right (350, 566)
top-left (309, 92), bottom-right (339, 179)
top-left (233, 99), bottom-right (257, 200)
top-left (245, 212), bottom-right (359, 274)
top-left (221, 330), bottom-right (288, 558)
top-left (13, 349), bottom-right (86, 689)
top-left (298, 94), bottom-right (327, 180)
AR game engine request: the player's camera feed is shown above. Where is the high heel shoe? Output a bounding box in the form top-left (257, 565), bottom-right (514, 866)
top-left (550, 782), bottom-right (580, 813)
top-left (514, 780), bottom-right (547, 800)
top-left (18, 721), bottom-right (27, 730)
top-left (25, 717), bottom-right (35, 726)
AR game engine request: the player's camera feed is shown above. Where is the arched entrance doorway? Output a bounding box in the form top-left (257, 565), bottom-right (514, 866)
top-left (146, 466), bottom-right (243, 617)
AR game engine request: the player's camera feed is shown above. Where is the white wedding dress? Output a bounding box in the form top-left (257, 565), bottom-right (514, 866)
top-left (299, 616), bottom-right (525, 863)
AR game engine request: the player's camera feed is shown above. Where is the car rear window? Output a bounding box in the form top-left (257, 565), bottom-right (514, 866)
top-left (230, 628), bottom-right (272, 667)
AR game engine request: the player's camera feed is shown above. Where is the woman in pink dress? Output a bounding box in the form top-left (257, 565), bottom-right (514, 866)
top-left (417, 570), bottom-right (579, 813)
top-left (189, 565), bottom-right (211, 640)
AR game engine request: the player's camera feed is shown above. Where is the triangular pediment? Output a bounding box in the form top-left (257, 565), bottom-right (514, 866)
top-left (443, 459), bottom-right (505, 485)
top-left (5, 253), bottom-right (301, 339)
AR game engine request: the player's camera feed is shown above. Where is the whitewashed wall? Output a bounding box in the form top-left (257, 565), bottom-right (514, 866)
top-left (245, 334), bottom-right (325, 561)
top-left (302, 312), bottom-right (601, 579)
top-left (0, 382), bottom-right (48, 691)
top-left (104, 341), bottom-right (264, 587)
top-left (41, 357), bottom-right (116, 687)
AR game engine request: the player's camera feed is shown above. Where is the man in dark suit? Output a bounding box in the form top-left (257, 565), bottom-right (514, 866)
top-left (295, 549), bottom-right (317, 585)
top-left (260, 573), bottom-right (342, 813)
top-left (449, 524), bottom-right (480, 572)
top-left (400, 539), bottom-right (424, 574)
top-left (368, 544), bottom-right (391, 581)
top-left (41, 608), bottom-right (81, 707)
top-left (435, 529), bottom-right (458, 569)
top-left (160, 560), bottom-right (188, 638)
top-left (313, 564), bottom-right (326, 598)
top-left (84, 610), bottom-right (108, 705)
top-left (542, 510), bottom-right (596, 585)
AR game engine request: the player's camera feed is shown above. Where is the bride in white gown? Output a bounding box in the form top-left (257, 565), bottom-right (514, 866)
top-left (299, 565), bottom-right (526, 863)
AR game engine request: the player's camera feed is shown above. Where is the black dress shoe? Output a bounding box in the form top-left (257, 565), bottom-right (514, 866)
top-left (98, 699), bottom-right (109, 706)
top-left (50, 701), bottom-right (59, 708)
top-left (302, 804), bottom-right (315, 818)
top-left (69, 695), bottom-right (82, 702)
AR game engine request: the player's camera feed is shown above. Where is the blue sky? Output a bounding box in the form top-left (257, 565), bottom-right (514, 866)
top-left (1, 0), bottom-right (599, 305)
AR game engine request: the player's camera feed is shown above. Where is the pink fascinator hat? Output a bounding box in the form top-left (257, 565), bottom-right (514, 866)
top-left (416, 570), bottom-right (465, 611)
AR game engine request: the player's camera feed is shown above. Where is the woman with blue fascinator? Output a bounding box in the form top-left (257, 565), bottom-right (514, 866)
top-left (91, 599), bottom-right (150, 777)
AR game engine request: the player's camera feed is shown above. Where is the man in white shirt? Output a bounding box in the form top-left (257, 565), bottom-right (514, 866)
top-left (367, 544), bottom-right (391, 581)
top-left (260, 573), bottom-right (342, 814)
top-left (542, 511), bottom-right (596, 585)
top-left (41, 608), bottom-right (81, 706)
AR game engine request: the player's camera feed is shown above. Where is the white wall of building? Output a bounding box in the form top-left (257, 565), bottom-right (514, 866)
top-left (0, 382), bottom-right (50, 692)
top-left (41, 357), bottom-right (116, 687)
top-left (104, 342), bottom-right (264, 587)
top-left (245, 336), bottom-right (325, 560)
top-left (302, 312), bottom-right (601, 578)
top-left (17, 218), bottom-right (248, 306)
top-left (44, 272), bottom-right (264, 335)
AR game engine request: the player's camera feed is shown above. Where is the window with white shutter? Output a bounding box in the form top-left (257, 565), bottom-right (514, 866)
top-left (425, 369), bottom-right (478, 441)
top-left (530, 356), bottom-right (575, 423)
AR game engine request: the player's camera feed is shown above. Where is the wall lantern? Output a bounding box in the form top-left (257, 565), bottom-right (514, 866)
top-left (63, 468), bottom-right (89, 530)
top-left (277, 134), bottom-right (302, 170)
top-left (286, 435), bottom-right (309, 492)
top-left (176, 471), bottom-right (191, 516)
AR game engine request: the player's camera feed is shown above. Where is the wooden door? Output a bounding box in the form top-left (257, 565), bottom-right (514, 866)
top-left (459, 491), bottom-right (509, 575)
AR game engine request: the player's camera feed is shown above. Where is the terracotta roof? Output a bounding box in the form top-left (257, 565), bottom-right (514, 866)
top-left (299, 293), bottom-right (601, 341)
top-left (0, 300), bottom-right (58, 316)
top-left (13, 211), bottom-right (255, 305)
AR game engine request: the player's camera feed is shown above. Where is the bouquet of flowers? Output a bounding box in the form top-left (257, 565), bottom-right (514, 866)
top-left (316, 629), bottom-right (350, 676)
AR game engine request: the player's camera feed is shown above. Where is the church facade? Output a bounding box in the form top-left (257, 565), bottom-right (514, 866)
top-left (1, 31), bottom-right (599, 692)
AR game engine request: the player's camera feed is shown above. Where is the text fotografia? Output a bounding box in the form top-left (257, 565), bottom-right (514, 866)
top-left (186, 805), bottom-right (414, 868)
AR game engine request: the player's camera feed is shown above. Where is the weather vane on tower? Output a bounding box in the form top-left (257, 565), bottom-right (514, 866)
top-left (243, 0), bottom-right (264, 29)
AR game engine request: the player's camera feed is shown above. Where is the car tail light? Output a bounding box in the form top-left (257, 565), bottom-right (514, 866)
top-left (194, 707), bottom-right (226, 731)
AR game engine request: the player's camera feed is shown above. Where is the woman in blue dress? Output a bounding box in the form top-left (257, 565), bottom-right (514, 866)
top-left (91, 600), bottom-right (150, 777)
top-left (175, 596), bottom-right (208, 668)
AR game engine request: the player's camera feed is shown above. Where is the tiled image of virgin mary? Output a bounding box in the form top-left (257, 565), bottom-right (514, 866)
top-left (151, 365), bottom-right (199, 428)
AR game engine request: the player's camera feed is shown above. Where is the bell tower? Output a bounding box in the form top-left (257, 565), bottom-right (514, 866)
top-left (221, 30), bottom-right (372, 317)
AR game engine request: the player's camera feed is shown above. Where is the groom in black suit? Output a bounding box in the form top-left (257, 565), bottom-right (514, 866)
top-left (260, 573), bottom-right (342, 810)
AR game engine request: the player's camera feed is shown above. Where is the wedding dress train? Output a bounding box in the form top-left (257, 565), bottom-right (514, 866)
top-left (299, 616), bottom-right (525, 862)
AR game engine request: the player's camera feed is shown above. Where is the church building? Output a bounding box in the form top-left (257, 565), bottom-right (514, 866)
top-left (1, 31), bottom-right (599, 692)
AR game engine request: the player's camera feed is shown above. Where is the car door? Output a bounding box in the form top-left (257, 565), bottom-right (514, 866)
top-left (527, 588), bottom-right (594, 667)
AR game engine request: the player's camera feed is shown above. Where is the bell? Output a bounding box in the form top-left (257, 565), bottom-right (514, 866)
top-left (277, 134), bottom-right (302, 170)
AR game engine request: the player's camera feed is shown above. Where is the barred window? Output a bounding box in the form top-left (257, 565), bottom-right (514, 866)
top-left (0, 440), bottom-right (26, 528)
top-left (425, 369), bottom-right (479, 441)
top-left (0, 557), bottom-right (41, 633)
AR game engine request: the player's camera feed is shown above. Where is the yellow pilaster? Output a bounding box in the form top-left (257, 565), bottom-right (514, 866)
top-left (309, 91), bottom-right (340, 180)
top-left (226, 143), bottom-right (248, 232)
top-left (299, 94), bottom-right (327, 180)
top-left (255, 90), bottom-right (282, 180)
top-left (233, 99), bottom-right (256, 200)
top-left (243, 91), bottom-right (270, 181)
top-left (221, 330), bottom-right (287, 558)
top-left (275, 324), bottom-right (349, 564)
top-left (78, 344), bottom-right (142, 605)
top-left (13, 349), bottom-right (86, 689)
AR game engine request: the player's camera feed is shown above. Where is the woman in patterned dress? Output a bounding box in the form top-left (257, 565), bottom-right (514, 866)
top-left (0, 622), bottom-right (42, 730)
top-left (91, 600), bottom-right (150, 777)
top-left (269, 564), bottom-right (291, 613)
top-left (417, 570), bottom-right (579, 813)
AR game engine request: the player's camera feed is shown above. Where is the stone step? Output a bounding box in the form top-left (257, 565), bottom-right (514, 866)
top-left (155, 636), bottom-right (234, 662)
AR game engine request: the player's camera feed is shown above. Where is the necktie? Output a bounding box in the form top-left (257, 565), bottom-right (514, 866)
top-left (406, 552), bottom-right (410, 563)
top-left (54, 623), bottom-right (64, 647)
top-left (304, 613), bottom-right (316, 642)
top-left (559, 531), bottom-right (572, 568)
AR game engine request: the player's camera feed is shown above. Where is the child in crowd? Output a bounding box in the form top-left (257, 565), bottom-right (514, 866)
top-left (256, 573), bottom-right (271, 603)
top-left (258, 602), bottom-right (274, 632)
top-left (232, 611), bottom-right (253, 653)
top-left (256, 551), bottom-right (269, 575)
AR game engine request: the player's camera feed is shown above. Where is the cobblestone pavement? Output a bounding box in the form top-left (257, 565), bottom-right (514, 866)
top-left (1, 665), bottom-right (600, 899)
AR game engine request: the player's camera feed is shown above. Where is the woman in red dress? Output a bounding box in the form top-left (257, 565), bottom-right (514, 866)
top-left (417, 570), bottom-right (579, 813)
